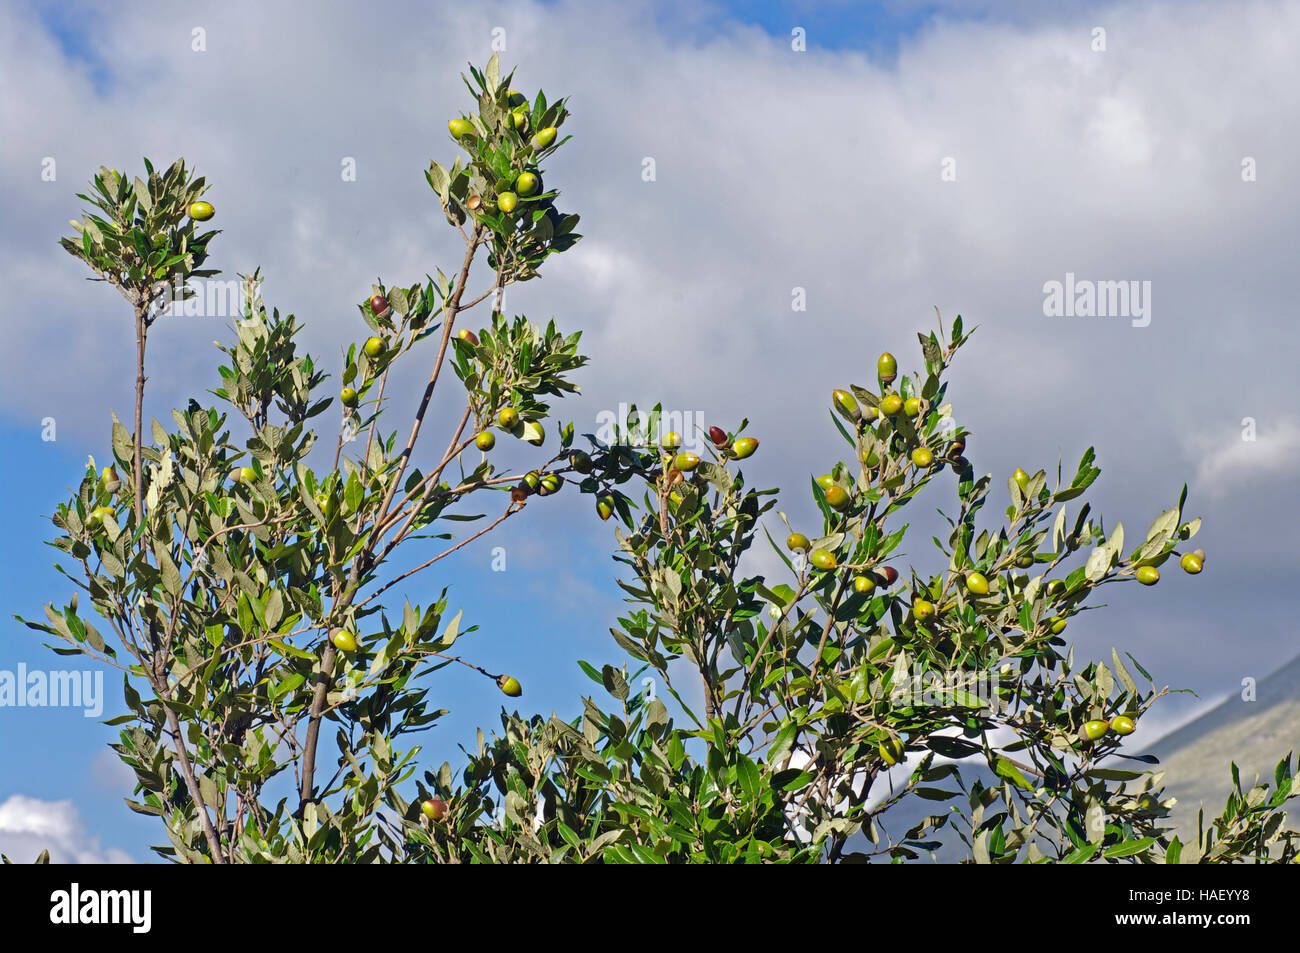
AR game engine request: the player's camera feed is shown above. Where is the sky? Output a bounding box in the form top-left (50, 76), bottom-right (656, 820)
top-left (1, 0), bottom-right (1298, 862)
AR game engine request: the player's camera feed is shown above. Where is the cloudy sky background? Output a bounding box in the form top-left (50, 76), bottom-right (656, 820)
top-left (2, 0), bottom-right (1298, 861)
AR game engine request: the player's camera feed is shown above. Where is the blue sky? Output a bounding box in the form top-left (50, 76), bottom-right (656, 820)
top-left (3, 0), bottom-right (1299, 861)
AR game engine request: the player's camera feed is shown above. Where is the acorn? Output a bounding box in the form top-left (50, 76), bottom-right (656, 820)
top-left (1111, 715), bottom-right (1137, 735)
top-left (832, 389), bottom-right (861, 421)
top-left (732, 437), bottom-right (759, 459)
top-left (809, 549), bottom-right (837, 571)
top-left (853, 575), bottom-right (877, 595)
top-left (877, 352), bottom-right (898, 384)
top-left (100, 466), bottom-right (121, 494)
top-left (822, 485), bottom-right (851, 511)
top-left (877, 736), bottom-right (905, 766)
top-left (498, 675), bottom-right (523, 697)
top-left (1080, 720), bottom-right (1110, 742)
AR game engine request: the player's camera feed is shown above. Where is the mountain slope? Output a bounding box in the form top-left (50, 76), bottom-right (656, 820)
top-left (859, 652), bottom-right (1300, 861)
top-left (1145, 652), bottom-right (1300, 844)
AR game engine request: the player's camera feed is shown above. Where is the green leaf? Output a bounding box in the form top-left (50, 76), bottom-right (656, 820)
top-left (1103, 837), bottom-right (1155, 858)
top-left (601, 664), bottom-right (629, 701)
top-left (1063, 841), bottom-right (1101, 864)
top-left (993, 757), bottom-right (1033, 790)
top-left (736, 754), bottom-right (761, 802)
top-left (433, 609), bottom-right (462, 650)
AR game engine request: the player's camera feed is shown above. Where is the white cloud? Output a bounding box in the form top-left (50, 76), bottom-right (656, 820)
top-left (0, 794), bottom-right (133, 864)
top-left (89, 748), bottom-right (137, 794)
top-left (1187, 417), bottom-right (1300, 495)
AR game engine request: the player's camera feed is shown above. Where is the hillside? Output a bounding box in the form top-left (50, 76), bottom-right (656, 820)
top-left (860, 652), bottom-right (1300, 861)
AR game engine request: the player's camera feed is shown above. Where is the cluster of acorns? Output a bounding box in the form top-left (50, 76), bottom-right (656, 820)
top-left (785, 525), bottom-right (900, 597)
top-left (490, 421), bottom-right (760, 523)
top-left (336, 294), bottom-right (398, 410)
top-left (657, 425), bottom-right (759, 508)
top-left (831, 352), bottom-right (952, 474)
top-left (448, 90), bottom-right (558, 220)
top-left (1080, 714), bottom-right (1138, 742)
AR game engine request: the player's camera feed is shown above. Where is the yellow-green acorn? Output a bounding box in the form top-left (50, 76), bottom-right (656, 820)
top-left (809, 549), bottom-right (837, 571)
top-left (498, 675), bottom-right (523, 697)
top-left (832, 389), bottom-right (860, 420)
top-left (1080, 719), bottom-right (1110, 742)
top-left (853, 575), bottom-right (877, 595)
top-left (823, 485), bottom-right (851, 511)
